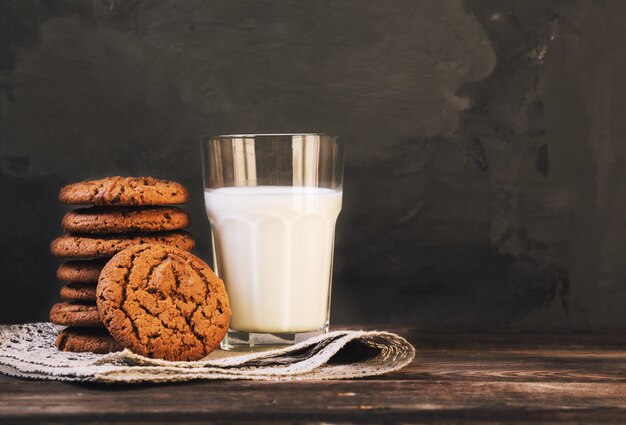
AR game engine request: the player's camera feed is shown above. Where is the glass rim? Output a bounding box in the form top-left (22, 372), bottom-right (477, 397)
top-left (203, 133), bottom-right (337, 139)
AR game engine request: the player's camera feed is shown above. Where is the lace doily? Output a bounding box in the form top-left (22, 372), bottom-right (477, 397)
top-left (0, 323), bottom-right (415, 383)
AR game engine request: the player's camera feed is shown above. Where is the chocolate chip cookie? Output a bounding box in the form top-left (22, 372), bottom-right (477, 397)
top-left (97, 244), bottom-right (230, 361)
top-left (62, 206), bottom-right (191, 234)
top-left (57, 259), bottom-right (107, 283)
top-left (59, 176), bottom-right (188, 206)
top-left (50, 231), bottom-right (195, 258)
top-left (49, 302), bottom-right (103, 327)
top-left (55, 327), bottom-right (122, 354)
top-left (60, 283), bottom-right (97, 302)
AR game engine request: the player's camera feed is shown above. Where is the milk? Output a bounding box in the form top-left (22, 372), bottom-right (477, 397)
top-left (204, 186), bottom-right (342, 333)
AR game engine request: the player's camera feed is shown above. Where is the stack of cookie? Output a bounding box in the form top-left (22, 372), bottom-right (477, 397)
top-left (49, 177), bottom-right (195, 354)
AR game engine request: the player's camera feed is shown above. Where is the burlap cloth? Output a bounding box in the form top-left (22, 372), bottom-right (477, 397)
top-left (0, 323), bottom-right (415, 383)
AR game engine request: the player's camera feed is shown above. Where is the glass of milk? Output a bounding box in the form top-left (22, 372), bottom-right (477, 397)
top-left (201, 134), bottom-right (344, 350)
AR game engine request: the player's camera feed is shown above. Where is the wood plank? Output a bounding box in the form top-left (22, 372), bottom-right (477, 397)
top-left (1, 378), bottom-right (626, 423)
top-left (387, 349), bottom-right (626, 383)
top-left (390, 329), bottom-right (626, 382)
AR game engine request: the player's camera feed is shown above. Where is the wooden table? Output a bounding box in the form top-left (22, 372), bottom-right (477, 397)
top-left (1, 329), bottom-right (625, 423)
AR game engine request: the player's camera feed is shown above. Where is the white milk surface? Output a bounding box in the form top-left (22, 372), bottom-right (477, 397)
top-left (204, 186), bottom-right (342, 333)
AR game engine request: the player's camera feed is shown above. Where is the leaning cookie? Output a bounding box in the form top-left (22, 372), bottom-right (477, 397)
top-left (59, 176), bottom-right (188, 206)
top-left (97, 244), bottom-right (231, 361)
top-left (50, 231), bottom-right (195, 258)
top-left (56, 327), bottom-right (121, 354)
top-left (62, 206), bottom-right (191, 234)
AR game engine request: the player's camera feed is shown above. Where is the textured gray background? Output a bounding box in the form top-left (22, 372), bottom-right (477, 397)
top-left (1, 0), bottom-right (624, 328)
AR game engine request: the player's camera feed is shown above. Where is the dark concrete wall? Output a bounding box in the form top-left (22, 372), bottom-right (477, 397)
top-left (1, 0), bottom-right (624, 328)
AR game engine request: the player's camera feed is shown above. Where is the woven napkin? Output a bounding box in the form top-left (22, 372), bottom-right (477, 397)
top-left (0, 323), bottom-right (415, 383)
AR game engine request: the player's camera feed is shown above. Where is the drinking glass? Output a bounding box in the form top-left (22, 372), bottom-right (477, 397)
top-left (201, 134), bottom-right (344, 350)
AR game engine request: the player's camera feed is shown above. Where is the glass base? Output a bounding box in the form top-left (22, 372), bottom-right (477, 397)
top-left (220, 325), bottom-right (329, 351)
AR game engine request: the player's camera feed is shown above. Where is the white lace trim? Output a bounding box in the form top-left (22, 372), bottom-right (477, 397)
top-left (0, 323), bottom-right (415, 383)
